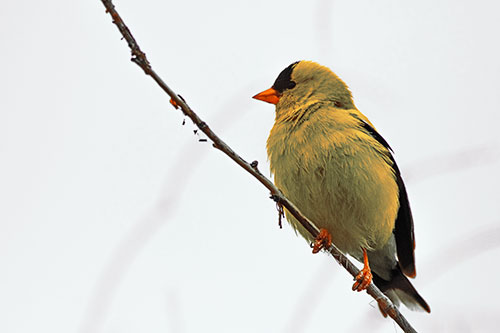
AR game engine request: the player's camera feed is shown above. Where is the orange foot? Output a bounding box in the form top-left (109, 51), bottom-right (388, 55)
top-left (312, 228), bottom-right (332, 254)
top-left (352, 248), bottom-right (372, 292)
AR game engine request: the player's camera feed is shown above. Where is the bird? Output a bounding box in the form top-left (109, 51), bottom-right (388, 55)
top-left (252, 60), bottom-right (430, 314)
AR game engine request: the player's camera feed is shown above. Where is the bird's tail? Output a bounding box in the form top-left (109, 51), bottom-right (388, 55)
top-left (372, 266), bottom-right (431, 313)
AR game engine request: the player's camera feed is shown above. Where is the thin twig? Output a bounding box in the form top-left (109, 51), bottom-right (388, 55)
top-left (99, 1), bottom-right (418, 332)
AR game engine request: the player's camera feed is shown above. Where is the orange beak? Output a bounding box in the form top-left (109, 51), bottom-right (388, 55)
top-left (252, 87), bottom-right (280, 105)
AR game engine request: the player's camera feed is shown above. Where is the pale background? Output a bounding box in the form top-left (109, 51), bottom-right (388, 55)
top-left (1, 1), bottom-right (500, 332)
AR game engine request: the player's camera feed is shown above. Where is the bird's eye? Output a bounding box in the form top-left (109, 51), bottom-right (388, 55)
top-left (288, 81), bottom-right (296, 89)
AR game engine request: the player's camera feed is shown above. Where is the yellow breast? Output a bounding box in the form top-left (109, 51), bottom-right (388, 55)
top-left (267, 105), bottom-right (399, 257)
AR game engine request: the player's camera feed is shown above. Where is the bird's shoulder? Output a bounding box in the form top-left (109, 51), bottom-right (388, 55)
top-left (306, 106), bottom-right (390, 152)
top-left (269, 104), bottom-right (386, 152)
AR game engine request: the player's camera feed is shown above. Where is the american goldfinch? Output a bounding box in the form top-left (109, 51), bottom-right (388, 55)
top-left (253, 61), bottom-right (430, 313)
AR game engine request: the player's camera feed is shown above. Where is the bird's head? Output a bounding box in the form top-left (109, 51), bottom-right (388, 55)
top-left (253, 60), bottom-right (355, 111)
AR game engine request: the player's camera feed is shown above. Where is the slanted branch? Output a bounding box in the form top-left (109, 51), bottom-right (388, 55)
top-left (99, 1), bottom-right (418, 332)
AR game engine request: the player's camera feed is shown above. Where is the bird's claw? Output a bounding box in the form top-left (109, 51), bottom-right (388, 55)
top-left (311, 228), bottom-right (332, 253)
top-left (352, 248), bottom-right (372, 292)
top-left (352, 266), bottom-right (372, 292)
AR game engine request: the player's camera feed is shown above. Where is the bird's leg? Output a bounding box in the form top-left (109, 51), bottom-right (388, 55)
top-left (311, 228), bottom-right (332, 253)
top-left (352, 248), bottom-right (372, 292)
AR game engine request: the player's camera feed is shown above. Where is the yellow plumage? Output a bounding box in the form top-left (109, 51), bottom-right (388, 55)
top-left (267, 100), bottom-right (399, 259)
top-left (254, 60), bottom-right (430, 313)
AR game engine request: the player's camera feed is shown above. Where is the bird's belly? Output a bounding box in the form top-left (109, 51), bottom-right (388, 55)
top-left (271, 143), bottom-right (399, 257)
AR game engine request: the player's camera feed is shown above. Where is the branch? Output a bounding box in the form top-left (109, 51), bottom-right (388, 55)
top-left (99, 1), bottom-right (418, 332)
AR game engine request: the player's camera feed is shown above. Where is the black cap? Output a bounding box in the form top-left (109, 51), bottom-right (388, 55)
top-left (272, 61), bottom-right (299, 93)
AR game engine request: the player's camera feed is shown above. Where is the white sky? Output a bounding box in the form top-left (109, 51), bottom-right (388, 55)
top-left (1, 1), bottom-right (500, 332)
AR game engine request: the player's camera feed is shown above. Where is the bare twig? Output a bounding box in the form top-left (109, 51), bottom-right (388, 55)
top-left (79, 88), bottom-right (253, 332)
top-left (99, 1), bottom-right (418, 332)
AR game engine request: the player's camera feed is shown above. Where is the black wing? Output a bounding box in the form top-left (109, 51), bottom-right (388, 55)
top-left (359, 120), bottom-right (416, 278)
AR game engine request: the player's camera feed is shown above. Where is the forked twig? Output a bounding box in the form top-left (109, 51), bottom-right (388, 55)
top-left (99, 1), bottom-right (418, 332)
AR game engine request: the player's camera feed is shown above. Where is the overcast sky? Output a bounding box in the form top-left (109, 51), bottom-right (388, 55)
top-left (2, 1), bottom-right (500, 332)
